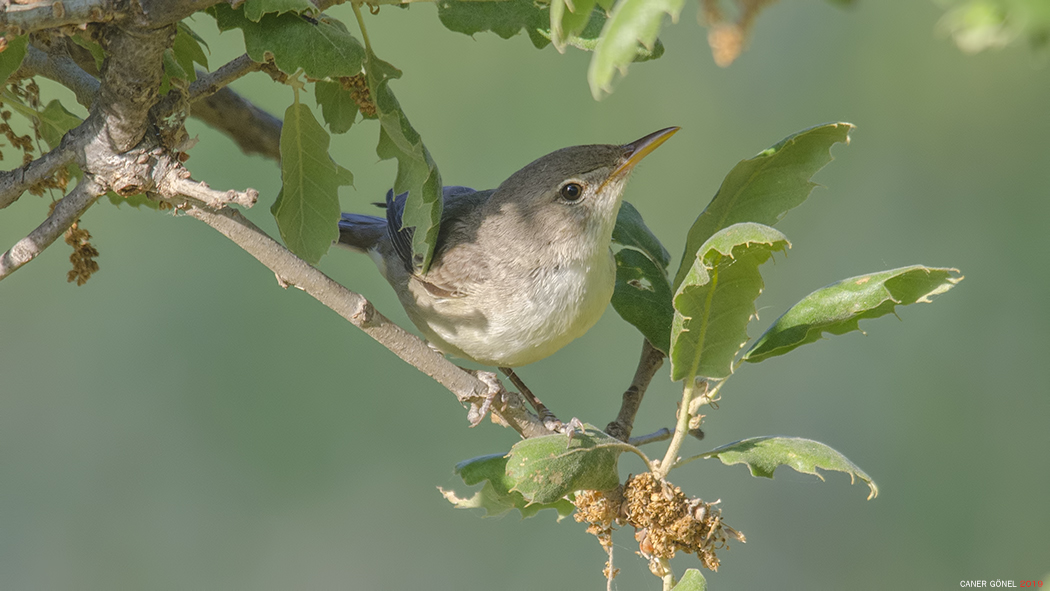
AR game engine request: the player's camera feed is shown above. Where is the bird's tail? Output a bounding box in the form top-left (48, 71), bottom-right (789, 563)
top-left (337, 213), bottom-right (386, 253)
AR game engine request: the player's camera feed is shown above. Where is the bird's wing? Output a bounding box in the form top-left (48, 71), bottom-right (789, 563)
top-left (382, 186), bottom-right (478, 273)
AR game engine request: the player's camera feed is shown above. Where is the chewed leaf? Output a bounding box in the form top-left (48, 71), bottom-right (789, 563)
top-left (673, 123), bottom-right (853, 290)
top-left (437, 0), bottom-right (551, 49)
top-left (506, 425), bottom-right (633, 504)
top-left (613, 201), bottom-right (671, 269)
top-left (705, 436), bottom-right (878, 500)
top-left (440, 453), bottom-right (574, 519)
top-left (670, 223), bottom-right (789, 381)
top-left (366, 50), bottom-right (443, 273)
top-left (612, 249), bottom-right (674, 353)
top-left (744, 266), bottom-right (963, 363)
top-left (588, 0), bottom-right (684, 99)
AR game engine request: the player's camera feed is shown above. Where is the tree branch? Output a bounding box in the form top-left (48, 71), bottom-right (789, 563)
top-left (0, 143), bottom-right (77, 210)
top-left (189, 86), bottom-right (282, 161)
top-left (182, 203), bottom-right (553, 439)
top-left (15, 44), bottom-right (101, 109)
top-left (606, 339), bottom-right (667, 441)
top-left (0, 176), bottom-right (105, 280)
top-left (188, 54), bottom-right (260, 101)
top-left (0, 0), bottom-right (122, 36)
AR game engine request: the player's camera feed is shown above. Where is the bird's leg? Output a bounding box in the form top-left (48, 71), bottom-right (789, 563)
top-left (499, 367), bottom-right (562, 431)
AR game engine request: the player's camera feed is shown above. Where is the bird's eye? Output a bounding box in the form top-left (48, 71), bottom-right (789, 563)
top-left (560, 182), bottom-right (583, 201)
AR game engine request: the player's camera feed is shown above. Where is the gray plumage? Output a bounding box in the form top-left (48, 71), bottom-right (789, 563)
top-left (337, 129), bottom-right (678, 367)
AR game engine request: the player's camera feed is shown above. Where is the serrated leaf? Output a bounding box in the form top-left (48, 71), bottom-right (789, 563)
top-left (37, 100), bottom-right (82, 150)
top-left (670, 223), bottom-right (789, 381)
top-left (744, 266), bottom-right (963, 363)
top-left (209, 4), bottom-right (365, 79)
top-left (588, 0), bottom-right (684, 99)
top-left (672, 569), bottom-right (709, 591)
top-left (314, 80), bottom-right (359, 134)
top-left (611, 200), bottom-right (675, 354)
top-left (672, 123), bottom-right (853, 290)
top-left (506, 425), bottom-right (632, 504)
top-left (551, 0), bottom-right (598, 51)
top-left (242, 0), bottom-right (317, 21)
top-left (366, 50), bottom-right (443, 273)
top-left (440, 454), bottom-right (575, 519)
top-left (0, 35), bottom-right (28, 86)
top-left (271, 103), bottom-right (352, 264)
top-left (437, 0), bottom-right (552, 49)
top-left (705, 436), bottom-right (878, 500)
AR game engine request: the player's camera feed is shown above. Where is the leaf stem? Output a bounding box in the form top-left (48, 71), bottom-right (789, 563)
top-left (350, 1), bottom-right (374, 53)
top-left (655, 377), bottom-right (697, 480)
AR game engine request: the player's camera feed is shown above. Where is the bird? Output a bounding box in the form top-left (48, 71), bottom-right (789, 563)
top-left (337, 128), bottom-right (678, 419)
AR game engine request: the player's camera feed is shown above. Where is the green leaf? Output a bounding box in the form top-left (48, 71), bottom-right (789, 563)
top-left (209, 4), bottom-right (365, 79)
top-left (314, 80), bottom-right (359, 134)
top-left (613, 200), bottom-right (671, 269)
top-left (437, 0), bottom-right (552, 49)
top-left (439, 454), bottom-right (575, 519)
top-left (242, 0), bottom-right (317, 21)
top-left (588, 0), bottom-right (684, 99)
top-left (672, 123), bottom-right (853, 290)
top-left (551, 0), bottom-right (598, 51)
top-left (670, 223), bottom-right (789, 381)
top-left (37, 100), bottom-right (83, 150)
top-left (0, 35), bottom-right (28, 86)
top-left (671, 569), bottom-right (709, 591)
top-left (744, 266), bottom-right (963, 363)
top-left (438, 0), bottom-right (664, 60)
top-left (70, 34), bottom-right (104, 72)
top-left (611, 202), bottom-right (674, 353)
top-left (174, 22), bottom-right (209, 74)
top-left (506, 425), bottom-right (631, 504)
top-left (613, 249), bottom-right (675, 353)
top-left (704, 436), bottom-right (878, 500)
top-left (271, 103), bottom-right (353, 264)
top-left (365, 50), bottom-right (443, 273)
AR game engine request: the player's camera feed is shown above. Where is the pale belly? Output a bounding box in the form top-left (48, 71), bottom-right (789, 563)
top-left (405, 253), bottom-right (616, 367)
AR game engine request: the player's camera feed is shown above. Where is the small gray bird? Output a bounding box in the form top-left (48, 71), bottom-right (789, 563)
top-left (337, 128), bottom-right (678, 372)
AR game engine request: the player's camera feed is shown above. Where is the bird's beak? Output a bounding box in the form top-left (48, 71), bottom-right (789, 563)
top-left (609, 126), bottom-right (680, 180)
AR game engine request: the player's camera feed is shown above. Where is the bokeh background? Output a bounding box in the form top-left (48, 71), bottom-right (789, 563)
top-left (2, 1), bottom-right (1048, 589)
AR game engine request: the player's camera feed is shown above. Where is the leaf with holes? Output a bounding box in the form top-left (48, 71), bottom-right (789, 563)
top-left (704, 436), bottom-right (878, 500)
top-left (612, 201), bottom-right (674, 352)
top-left (744, 266), bottom-right (963, 363)
top-left (670, 223), bottom-right (789, 381)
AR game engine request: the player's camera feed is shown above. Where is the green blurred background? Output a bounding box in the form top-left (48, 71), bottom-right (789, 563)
top-left (2, 1), bottom-right (1048, 589)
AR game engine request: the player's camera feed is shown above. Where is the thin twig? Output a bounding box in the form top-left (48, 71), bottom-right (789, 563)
top-left (0, 176), bottom-right (105, 280)
top-left (182, 203), bottom-right (553, 439)
top-left (606, 339), bottom-right (666, 441)
top-left (189, 86), bottom-right (282, 161)
top-left (0, 0), bottom-right (122, 36)
top-left (188, 55), bottom-right (261, 102)
top-left (628, 428), bottom-right (672, 447)
top-left (15, 45), bottom-right (101, 109)
top-left (0, 145), bottom-right (77, 210)
top-left (169, 176), bottom-right (259, 209)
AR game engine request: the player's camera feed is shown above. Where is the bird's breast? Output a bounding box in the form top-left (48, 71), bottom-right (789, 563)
top-left (406, 250), bottom-right (616, 367)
